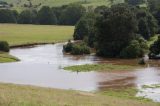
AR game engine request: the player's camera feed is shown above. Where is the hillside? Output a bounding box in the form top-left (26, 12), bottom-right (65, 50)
top-left (0, 0), bottom-right (124, 11)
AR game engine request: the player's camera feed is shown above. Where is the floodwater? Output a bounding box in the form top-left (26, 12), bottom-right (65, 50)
top-left (0, 43), bottom-right (160, 102)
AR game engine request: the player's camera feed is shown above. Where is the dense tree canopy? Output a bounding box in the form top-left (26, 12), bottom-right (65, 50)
top-left (73, 12), bottom-right (96, 41)
top-left (120, 36), bottom-right (148, 58)
top-left (0, 9), bottom-right (16, 23)
top-left (136, 9), bottom-right (158, 39)
top-left (149, 36), bottom-right (160, 56)
top-left (59, 4), bottom-right (86, 25)
top-left (126, 0), bottom-right (145, 6)
top-left (38, 6), bottom-right (57, 25)
top-left (95, 4), bottom-right (138, 57)
top-left (18, 10), bottom-right (37, 24)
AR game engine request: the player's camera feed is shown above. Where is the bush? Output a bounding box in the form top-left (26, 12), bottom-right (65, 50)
top-left (0, 41), bottom-right (10, 52)
top-left (71, 43), bottom-right (90, 55)
top-left (63, 41), bottom-right (90, 55)
top-left (120, 37), bottom-right (148, 58)
top-left (149, 36), bottom-right (160, 56)
top-left (63, 40), bottom-right (73, 52)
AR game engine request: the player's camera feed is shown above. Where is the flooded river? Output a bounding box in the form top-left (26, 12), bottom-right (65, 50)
top-left (0, 43), bottom-right (160, 102)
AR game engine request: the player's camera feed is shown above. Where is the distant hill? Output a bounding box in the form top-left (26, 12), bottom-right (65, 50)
top-left (0, 0), bottom-right (124, 11)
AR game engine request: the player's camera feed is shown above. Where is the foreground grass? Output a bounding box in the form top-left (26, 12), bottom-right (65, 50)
top-left (0, 83), bottom-right (159, 106)
top-left (64, 64), bottom-right (138, 72)
top-left (0, 52), bottom-right (19, 63)
top-left (0, 24), bottom-right (74, 46)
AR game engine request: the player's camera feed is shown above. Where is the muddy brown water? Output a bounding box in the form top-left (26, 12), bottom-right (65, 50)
top-left (0, 43), bottom-right (160, 102)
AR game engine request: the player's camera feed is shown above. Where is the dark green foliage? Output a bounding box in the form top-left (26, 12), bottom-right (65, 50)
top-left (71, 43), bottom-right (90, 55)
top-left (126, 0), bottom-right (145, 6)
top-left (38, 6), bottom-right (57, 25)
top-left (59, 4), bottom-right (86, 25)
top-left (148, 0), bottom-right (160, 13)
top-left (94, 5), bottom-right (108, 14)
top-left (73, 12), bottom-right (96, 41)
top-left (63, 40), bottom-right (73, 52)
top-left (149, 36), bottom-right (160, 56)
top-left (120, 36), bottom-right (148, 58)
top-left (136, 9), bottom-right (158, 40)
top-left (52, 5), bottom-right (68, 24)
top-left (63, 42), bottom-right (90, 55)
top-left (12, 10), bottom-right (19, 22)
top-left (18, 10), bottom-right (37, 24)
top-left (0, 41), bottom-right (10, 52)
top-left (95, 4), bottom-right (138, 57)
top-left (0, 9), bottom-right (16, 23)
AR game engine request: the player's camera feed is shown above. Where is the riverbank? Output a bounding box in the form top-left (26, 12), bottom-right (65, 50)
top-left (0, 52), bottom-right (19, 63)
top-left (0, 24), bottom-right (74, 63)
top-left (0, 83), bottom-right (159, 106)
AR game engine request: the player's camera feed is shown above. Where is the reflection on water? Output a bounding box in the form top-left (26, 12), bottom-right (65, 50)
top-left (0, 43), bottom-right (160, 102)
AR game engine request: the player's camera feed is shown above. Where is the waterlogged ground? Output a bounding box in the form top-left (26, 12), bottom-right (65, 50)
top-left (0, 43), bottom-right (160, 102)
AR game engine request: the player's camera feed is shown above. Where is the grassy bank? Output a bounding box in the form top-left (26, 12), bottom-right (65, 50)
top-left (64, 64), bottom-right (139, 72)
top-left (0, 24), bottom-right (74, 46)
top-left (0, 24), bottom-right (74, 63)
top-left (0, 83), bottom-right (159, 106)
top-left (0, 52), bottom-right (19, 63)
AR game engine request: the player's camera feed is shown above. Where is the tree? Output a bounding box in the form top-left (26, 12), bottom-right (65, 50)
top-left (52, 5), bottom-right (68, 24)
top-left (149, 36), bottom-right (160, 56)
top-left (38, 6), bottom-right (57, 25)
top-left (59, 4), bottom-right (86, 25)
top-left (94, 6), bottom-right (108, 14)
top-left (120, 36), bottom-right (148, 58)
top-left (73, 12), bottom-right (96, 40)
top-left (0, 9), bottom-right (16, 23)
top-left (126, 0), bottom-right (145, 6)
top-left (148, 0), bottom-right (160, 13)
top-left (136, 9), bottom-right (158, 39)
top-left (95, 4), bottom-right (138, 57)
top-left (18, 10), bottom-right (37, 24)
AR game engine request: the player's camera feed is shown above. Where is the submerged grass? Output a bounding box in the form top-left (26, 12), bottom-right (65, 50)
top-left (64, 64), bottom-right (139, 72)
top-left (0, 83), bottom-right (159, 106)
top-left (142, 84), bottom-right (160, 89)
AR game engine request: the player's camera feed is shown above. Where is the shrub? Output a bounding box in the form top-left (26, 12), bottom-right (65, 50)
top-left (71, 43), bottom-right (90, 55)
top-left (63, 41), bottom-right (90, 55)
top-left (149, 36), bottom-right (160, 56)
top-left (120, 37), bottom-right (148, 58)
top-left (63, 40), bottom-right (73, 52)
top-left (0, 41), bottom-right (10, 52)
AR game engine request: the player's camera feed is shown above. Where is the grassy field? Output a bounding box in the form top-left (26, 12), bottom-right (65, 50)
top-left (0, 52), bottom-right (19, 63)
top-left (3, 0), bottom-right (124, 11)
top-left (64, 64), bottom-right (139, 72)
top-left (0, 83), bottom-right (159, 106)
top-left (0, 24), bottom-right (74, 63)
top-left (0, 24), bottom-right (74, 46)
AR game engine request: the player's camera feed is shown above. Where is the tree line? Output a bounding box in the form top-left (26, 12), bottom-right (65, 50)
top-left (64, 1), bottom-right (160, 59)
top-left (0, 3), bottom-right (85, 25)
